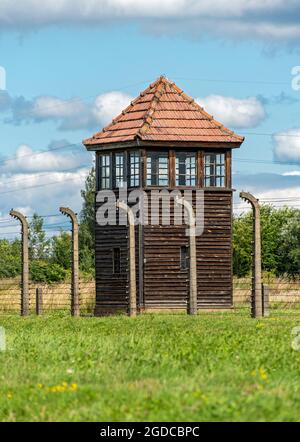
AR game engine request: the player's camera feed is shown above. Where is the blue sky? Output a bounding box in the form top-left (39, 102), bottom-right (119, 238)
top-left (0, 0), bottom-right (300, 235)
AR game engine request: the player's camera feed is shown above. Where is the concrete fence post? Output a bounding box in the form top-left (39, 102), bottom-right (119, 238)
top-left (116, 201), bottom-right (137, 317)
top-left (36, 287), bottom-right (43, 315)
top-left (59, 207), bottom-right (80, 317)
top-left (176, 196), bottom-right (198, 315)
top-left (262, 284), bottom-right (270, 317)
top-left (239, 192), bottom-right (263, 318)
top-left (9, 209), bottom-right (29, 316)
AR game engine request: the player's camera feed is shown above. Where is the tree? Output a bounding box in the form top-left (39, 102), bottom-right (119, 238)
top-left (278, 212), bottom-right (300, 277)
top-left (0, 239), bottom-right (21, 278)
top-left (233, 205), bottom-right (300, 277)
top-left (79, 167), bottom-right (95, 275)
top-left (51, 231), bottom-right (72, 269)
top-left (29, 213), bottom-right (49, 260)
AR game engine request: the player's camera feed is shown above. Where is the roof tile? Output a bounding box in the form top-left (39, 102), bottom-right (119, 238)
top-left (83, 76), bottom-right (244, 147)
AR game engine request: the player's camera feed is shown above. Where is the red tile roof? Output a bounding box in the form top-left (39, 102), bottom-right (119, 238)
top-left (83, 76), bottom-right (244, 147)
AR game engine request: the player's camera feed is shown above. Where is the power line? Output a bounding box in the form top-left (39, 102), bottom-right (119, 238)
top-left (10, 79), bottom-right (153, 119)
top-left (0, 141), bottom-right (83, 167)
top-left (0, 163), bottom-right (91, 187)
top-left (239, 132), bottom-right (300, 139)
top-left (234, 157), bottom-right (300, 166)
top-left (171, 76), bottom-right (290, 86)
top-left (0, 172), bottom-right (89, 195)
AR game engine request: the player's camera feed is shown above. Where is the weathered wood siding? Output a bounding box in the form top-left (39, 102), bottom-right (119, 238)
top-left (94, 206), bottom-right (129, 314)
top-left (142, 190), bottom-right (233, 310)
top-left (94, 189), bottom-right (233, 315)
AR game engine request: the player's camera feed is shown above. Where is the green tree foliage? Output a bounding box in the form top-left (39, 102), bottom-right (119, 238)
top-left (233, 205), bottom-right (300, 277)
top-left (29, 213), bottom-right (49, 260)
top-left (29, 260), bottom-right (67, 283)
top-left (0, 239), bottom-right (21, 278)
top-left (50, 231), bottom-right (72, 269)
top-left (278, 211), bottom-right (300, 277)
top-left (79, 167), bottom-right (95, 275)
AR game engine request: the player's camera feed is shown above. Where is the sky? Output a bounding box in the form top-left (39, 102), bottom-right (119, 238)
top-left (0, 0), bottom-right (300, 237)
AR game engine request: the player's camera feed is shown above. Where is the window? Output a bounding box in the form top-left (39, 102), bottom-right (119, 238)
top-left (112, 248), bottom-right (121, 274)
top-left (147, 152), bottom-right (169, 186)
top-left (176, 152), bottom-right (196, 186)
top-left (180, 246), bottom-right (188, 270)
top-left (115, 153), bottom-right (125, 188)
top-left (99, 154), bottom-right (111, 189)
top-left (204, 153), bottom-right (225, 187)
top-left (129, 152), bottom-right (140, 187)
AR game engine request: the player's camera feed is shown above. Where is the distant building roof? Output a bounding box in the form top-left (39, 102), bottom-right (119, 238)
top-left (83, 76), bottom-right (244, 148)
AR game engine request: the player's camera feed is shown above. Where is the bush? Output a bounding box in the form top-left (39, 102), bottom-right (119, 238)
top-left (30, 260), bottom-right (67, 283)
top-left (0, 239), bottom-right (21, 278)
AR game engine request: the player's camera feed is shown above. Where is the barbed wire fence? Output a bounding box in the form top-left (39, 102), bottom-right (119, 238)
top-left (0, 197), bottom-right (299, 317)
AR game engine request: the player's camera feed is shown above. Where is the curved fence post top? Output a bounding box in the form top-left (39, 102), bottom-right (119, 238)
top-left (116, 201), bottom-right (135, 226)
top-left (175, 195), bottom-right (196, 226)
top-left (9, 209), bottom-right (29, 227)
top-left (59, 207), bottom-right (78, 225)
top-left (239, 191), bottom-right (260, 208)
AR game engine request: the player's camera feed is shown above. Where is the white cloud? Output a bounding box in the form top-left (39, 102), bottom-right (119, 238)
top-left (0, 0), bottom-right (299, 42)
top-left (0, 141), bottom-right (92, 238)
top-left (7, 91), bottom-right (133, 131)
top-left (0, 168), bottom-right (89, 237)
top-left (233, 172), bottom-right (300, 213)
top-left (92, 91), bottom-right (133, 126)
top-left (196, 95), bottom-right (266, 129)
top-left (4, 90), bottom-right (265, 132)
top-left (0, 142), bottom-right (91, 173)
top-left (282, 170), bottom-right (300, 176)
top-left (273, 129), bottom-right (300, 164)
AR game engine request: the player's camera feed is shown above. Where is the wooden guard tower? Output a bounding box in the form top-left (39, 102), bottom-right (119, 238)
top-left (83, 76), bottom-right (244, 315)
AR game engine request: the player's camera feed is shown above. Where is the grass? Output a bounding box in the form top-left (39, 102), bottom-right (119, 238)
top-left (1, 311), bottom-right (300, 422)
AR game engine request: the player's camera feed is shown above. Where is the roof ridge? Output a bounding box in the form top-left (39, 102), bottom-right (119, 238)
top-left (83, 81), bottom-right (158, 143)
top-left (83, 76), bottom-right (245, 146)
top-left (137, 77), bottom-right (166, 138)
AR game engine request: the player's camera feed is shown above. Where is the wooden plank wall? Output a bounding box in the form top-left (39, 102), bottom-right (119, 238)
top-left (94, 216), bottom-right (129, 315)
top-left (143, 190), bottom-right (233, 309)
top-left (94, 189), bottom-right (233, 314)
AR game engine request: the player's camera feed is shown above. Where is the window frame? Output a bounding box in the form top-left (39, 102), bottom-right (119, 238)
top-left (98, 153), bottom-right (112, 190)
top-left (204, 152), bottom-right (226, 188)
top-left (180, 245), bottom-right (189, 271)
top-left (113, 152), bottom-right (126, 189)
top-left (146, 151), bottom-right (169, 187)
top-left (175, 152), bottom-right (197, 187)
top-left (112, 247), bottom-right (121, 274)
top-left (128, 151), bottom-right (140, 188)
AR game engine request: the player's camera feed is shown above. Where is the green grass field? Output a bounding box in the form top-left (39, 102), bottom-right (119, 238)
top-left (1, 312), bottom-right (300, 422)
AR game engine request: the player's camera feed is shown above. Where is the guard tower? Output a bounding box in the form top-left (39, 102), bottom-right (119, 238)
top-left (83, 76), bottom-right (244, 315)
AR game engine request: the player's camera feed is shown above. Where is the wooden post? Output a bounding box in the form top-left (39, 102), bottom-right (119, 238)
top-left (262, 284), bottom-right (270, 317)
top-left (239, 192), bottom-right (263, 318)
top-left (116, 201), bottom-right (137, 317)
top-left (36, 287), bottom-right (43, 315)
top-left (59, 207), bottom-right (80, 317)
top-left (9, 209), bottom-right (29, 316)
top-left (175, 196), bottom-right (198, 315)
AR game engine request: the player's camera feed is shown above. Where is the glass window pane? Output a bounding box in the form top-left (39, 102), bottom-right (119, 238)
top-left (115, 153), bottom-right (124, 188)
top-left (99, 154), bottom-right (111, 189)
top-left (175, 152), bottom-right (196, 186)
top-left (204, 153), bottom-right (225, 188)
top-left (129, 152), bottom-right (140, 187)
top-left (147, 152), bottom-right (169, 186)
